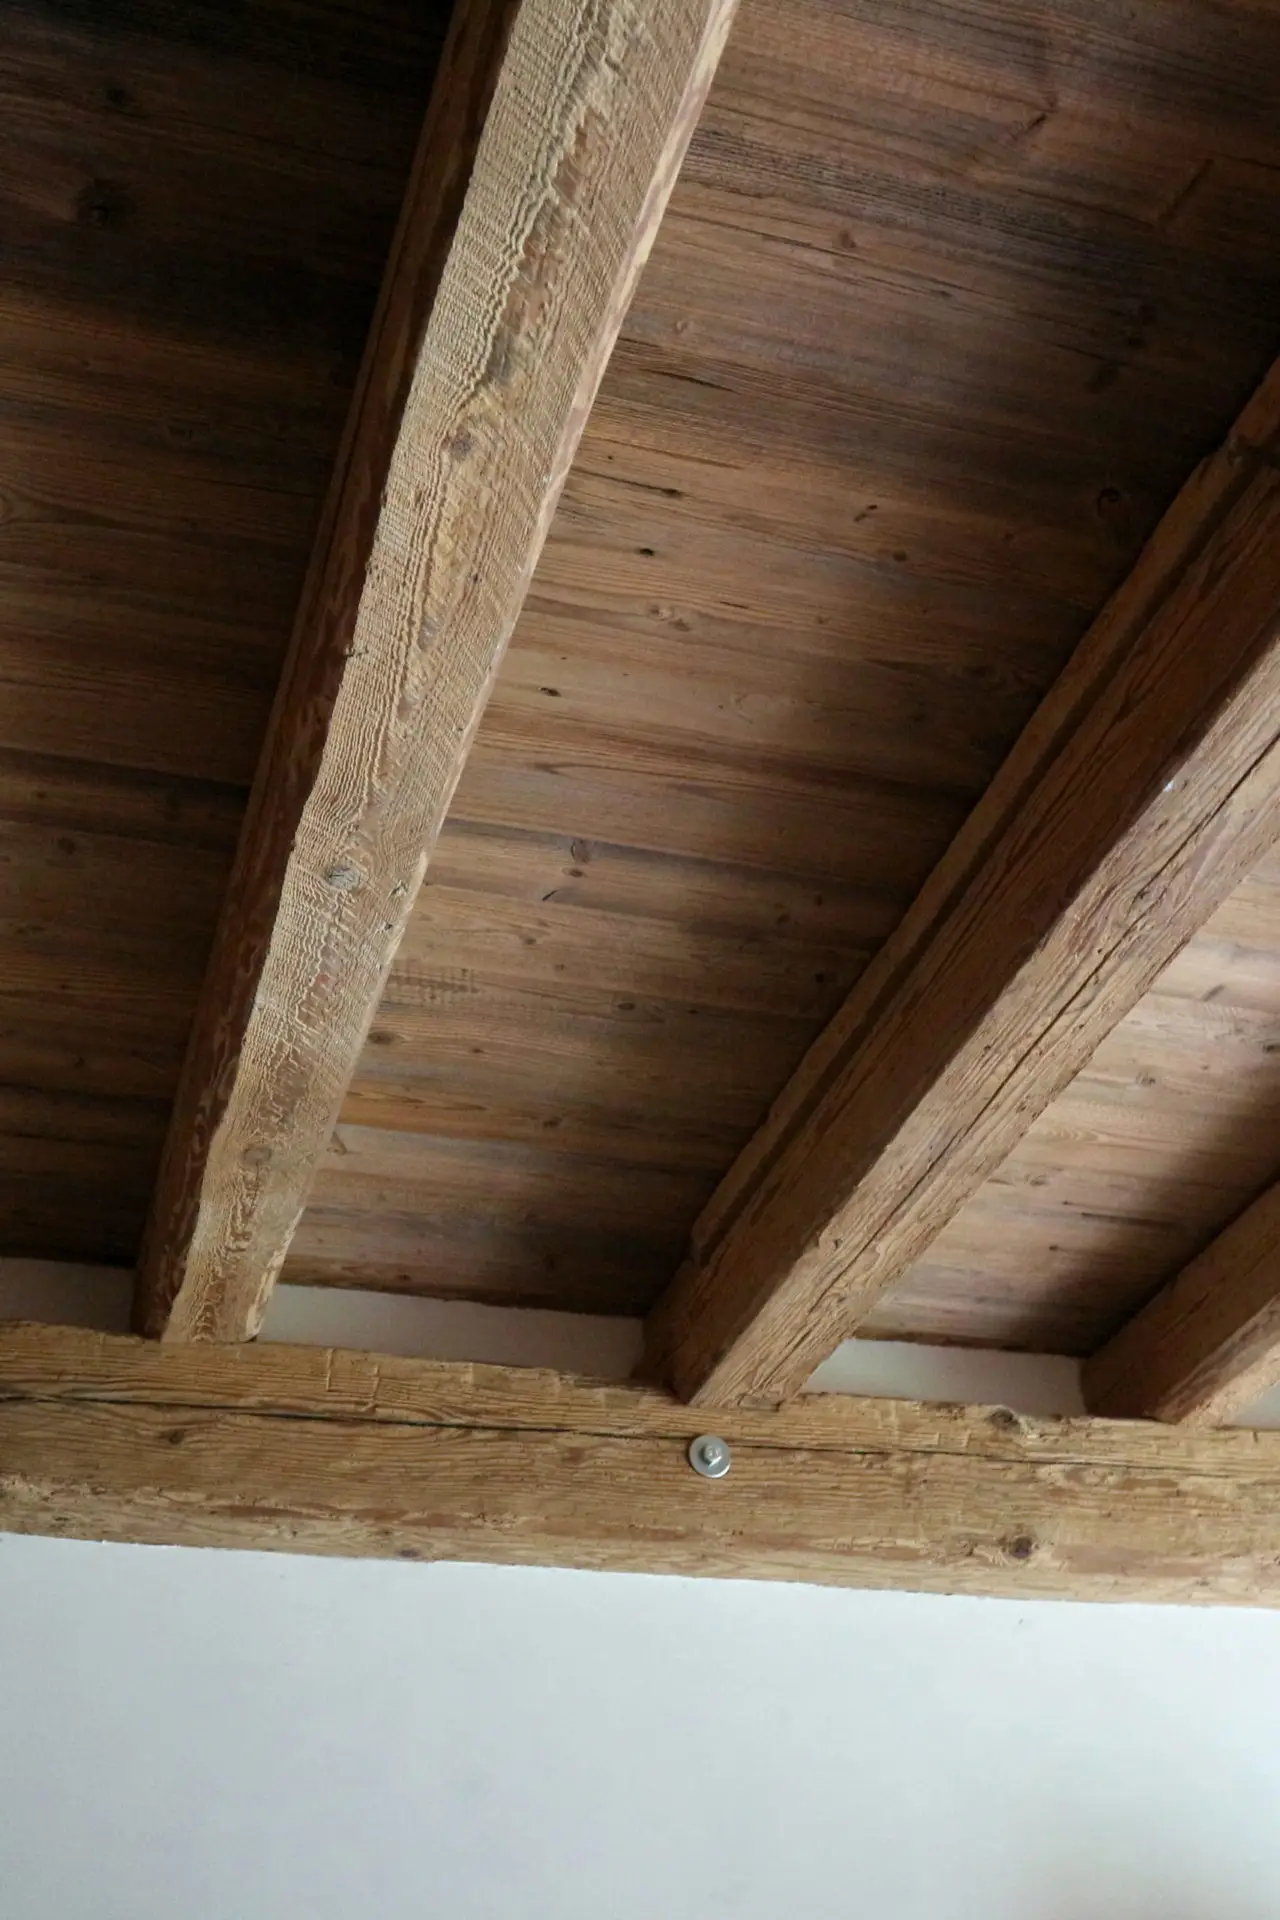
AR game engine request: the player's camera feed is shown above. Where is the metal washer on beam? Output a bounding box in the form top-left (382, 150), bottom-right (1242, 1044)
top-left (688, 1434), bottom-right (732, 1479)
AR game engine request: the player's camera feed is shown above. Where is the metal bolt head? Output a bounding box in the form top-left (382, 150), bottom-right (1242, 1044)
top-left (689, 1433), bottom-right (731, 1479)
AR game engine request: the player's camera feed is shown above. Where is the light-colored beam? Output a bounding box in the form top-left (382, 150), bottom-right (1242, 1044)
top-left (646, 366), bottom-right (1280, 1407)
top-left (1085, 1181), bottom-right (1280, 1425)
top-left (3, 1321), bottom-right (1280, 1602)
top-left (134, 0), bottom-right (739, 1342)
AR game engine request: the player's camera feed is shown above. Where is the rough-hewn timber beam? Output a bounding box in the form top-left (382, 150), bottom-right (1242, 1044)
top-left (4, 1321), bottom-right (1280, 1603)
top-left (133, 0), bottom-right (738, 1342)
top-left (1085, 1181), bottom-right (1280, 1425)
top-left (647, 366), bottom-right (1280, 1408)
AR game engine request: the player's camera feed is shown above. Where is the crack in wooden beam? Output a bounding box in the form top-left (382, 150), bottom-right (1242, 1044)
top-left (5, 1323), bottom-right (1280, 1602)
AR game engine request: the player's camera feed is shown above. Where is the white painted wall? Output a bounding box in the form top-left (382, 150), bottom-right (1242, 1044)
top-left (4, 1535), bottom-right (1280, 1919)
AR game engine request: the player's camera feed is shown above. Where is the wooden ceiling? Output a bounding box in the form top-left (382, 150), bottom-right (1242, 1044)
top-left (0, 0), bottom-right (450, 1265)
top-left (297, 0), bottom-right (1280, 1335)
top-left (868, 849), bottom-right (1280, 1354)
top-left (5, 0), bottom-right (1280, 1404)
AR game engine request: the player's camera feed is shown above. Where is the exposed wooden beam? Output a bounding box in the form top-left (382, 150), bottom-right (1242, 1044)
top-left (647, 366), bottom-right (1280, 1407)
top-left (134, 0), bottom-right (739, 1341)
top-left (1085, 1181), bottom-right (1280, 1425)
top-left (6, 1321), bottom-right (1280, 1602)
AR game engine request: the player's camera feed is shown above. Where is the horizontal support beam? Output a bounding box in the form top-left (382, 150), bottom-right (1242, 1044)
top-left (136, 0), bottom-right (738, 1341)
top-left (647, 363), bottom-right (1280, 1407)
top-left (4, 1324), bottom-right (1280, 1604)
top-left (1085, 1181), bottom-right (1280, 1424)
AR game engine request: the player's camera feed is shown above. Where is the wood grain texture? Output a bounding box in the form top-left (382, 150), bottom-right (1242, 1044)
top-left (135, 0), bottom-right (740, 1341)
top-left (869, 848), bottom-right (1280, 1353)
top-left (12, 0), bottom-right (1280, 1330)
top-left (1084, 1180), bottom-right (1280, 1425)
top-left (0, 1), bottom-right (447, 1269)
top-left (323, 0), bottom-right (1280, 1322)
top-left (285, 1121), bottom-right (714, 1313)
top-left (647, 366), bottom-right (1280, 1406)
top-left (5, 1321), bottom-right (1280, 1602)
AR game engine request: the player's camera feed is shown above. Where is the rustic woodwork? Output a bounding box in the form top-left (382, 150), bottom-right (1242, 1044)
top-left (1084, 1180), bottom-right (1280, 1424)
top-left (7, 0), bottom-right (1280, 1390)
top-left (134, 0), bottom-right (740, 1341)
top-left (5, 1320), bottom-right (1280, 1603)
top-left (647, 365), bottom-right (1280, 1406)
top-left (871, 847), bottom-right (1280, 1353)
top-left (306, 0), bottom-right (1280, 1323)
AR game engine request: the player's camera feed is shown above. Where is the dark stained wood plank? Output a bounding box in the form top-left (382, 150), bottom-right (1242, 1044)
top-left (5, 0), bottom-right (449, 96)
top-left (0, 750), bottom-right (238, 1263)
top-left (0, 1), bottom-right (449, 1267)
top-left (0, 1001), bottom-right (188, 1110)
top-left (0, 627), bottom-right (274, 789)
top-left (362, 978), bottom-right (818, 1129)
top-left (285, 1122), bottom-right (714, 1312)
top-left (646, 364), bottom-right (1280, 1405)
top-left (339, 1081), bottom-right (745, 1172)
top-left (135, 0), bottom-right (742, 1341)
top-left (0, 310), bottom-right (336, 499)
top-left (482, 602), bottom-right (1034, 803)
top-left (396, 885), bottom-right (862, 1020)
top-left (10, 1321), bottom-right (1280, 1603)
top-left (0, 747), bottom-right (243, 852)
top-left (454, 730), bottom-right (966, 893)
top-left (0, 0), bottom-right (444, 367)
top-left (0, 1084), bottom-right (168, 1265)
top-left (625, 212), bottom-right (1272, 461)
top-left (285, 1211), bottom-right (677, 1314)
top-left (428, 819), bottom-right (901, 948)
top-left (313, 1122), bottom-right (714, 1231)
top-left (0, 4), bottom-right (431, 181)
top-left (337, 973), bottom-right (822, 1224)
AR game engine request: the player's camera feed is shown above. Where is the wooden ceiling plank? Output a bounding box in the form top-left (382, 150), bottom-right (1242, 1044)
top-left (646, 364), bottom-right (1280, 1407)
top-left (6, 1319), bottom-right (1280, 1603)
top-left (133, 0), bottom-right (740, 1341)
top-left (1084, 1182), bottom-right (1280, 1425)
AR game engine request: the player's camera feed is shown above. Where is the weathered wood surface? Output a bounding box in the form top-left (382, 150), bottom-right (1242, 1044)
top-left (321, 0), bottom-right (1280, 1321)
top-left (1085, 1180), bottom-right (1280, 1424)
top-left (647, 366), bottom-right (1280, 1406)
top-left (287, 1121), bottom-right (714, 1312)
top-left (0, 2), bottom-right (448, 1268)
top-left (4, 1321), bottom-right (1280, 1603)
top-left (11, 0), bottom-right (1280, 1340)
top-left (135, 0), bottom-right (740, 1340)
top-left (869, 848), bottom-right (1280, 1353)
